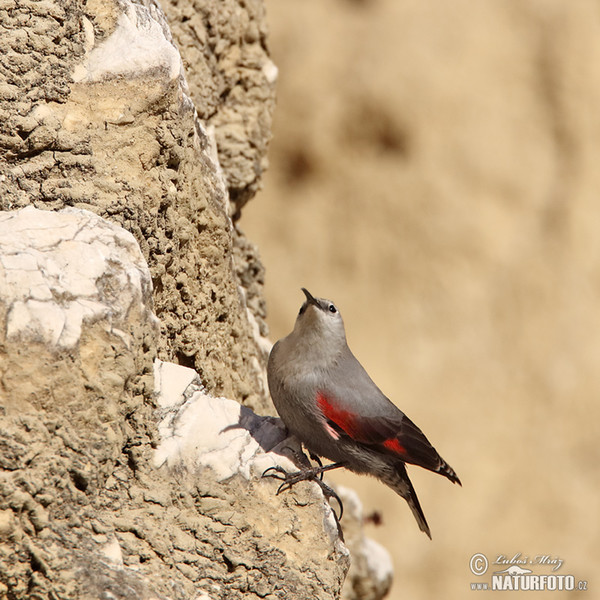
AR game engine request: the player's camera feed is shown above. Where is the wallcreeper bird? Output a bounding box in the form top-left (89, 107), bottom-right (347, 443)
top-left (264, 288), bottom-right (461, 538)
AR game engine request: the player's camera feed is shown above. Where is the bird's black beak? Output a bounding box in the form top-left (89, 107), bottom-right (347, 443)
top-left (301, 287), bottom-right (320, 307)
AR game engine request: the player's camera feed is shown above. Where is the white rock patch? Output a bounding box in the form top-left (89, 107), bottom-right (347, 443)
top-left (0, 206), bottom-right (155, 348)
top-left (153, 360), bottom-right (294, 481)
top-left (73, 1), bottom-right (183, 83)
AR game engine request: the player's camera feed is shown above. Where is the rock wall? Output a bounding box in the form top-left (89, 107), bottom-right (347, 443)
top-left (0, 207), bottom-right (159, 598)
top-left (243, 1), bottom-right (600, 599)
top-left (0, 1), bottom-right (392, 598)
top-left (0, 206), bottom-right (358, 599)
top-left (0, 0), bottom-right (273, 414)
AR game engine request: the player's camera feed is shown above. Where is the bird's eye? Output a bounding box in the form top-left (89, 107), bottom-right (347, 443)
top-left (328, 304), bottom-right (337, 314)
top-left (299, 304), bottom-right (306, 316)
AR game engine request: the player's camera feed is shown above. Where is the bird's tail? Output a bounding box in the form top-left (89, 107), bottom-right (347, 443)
top-left (382, 463), bottom-right (431, 539)
top-left (437, 457), bottom-right (461, 486)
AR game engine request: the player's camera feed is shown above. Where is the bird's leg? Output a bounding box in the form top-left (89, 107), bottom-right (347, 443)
top-left (309, 452), bottom-right (324, 480)
top-left (262, 461), bottom-right (346, 520)
top-left (279, 445), bottom-right (314, 470)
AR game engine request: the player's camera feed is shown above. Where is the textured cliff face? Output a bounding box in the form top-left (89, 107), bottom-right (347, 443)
top-left (0, 0), bottom-right (273, 413)
top-left (160, 0), bottom-right (276, 216)
top-left (0, 1), bottom-right (393, 598)
top-left (0, 207), bottom-right (354, 599)
top-left (243, 1), bottom-right (600, 599)
top-left (0, 207), bottom-right (158, 598)
top-left (0, 205), bottom-right (391, 600)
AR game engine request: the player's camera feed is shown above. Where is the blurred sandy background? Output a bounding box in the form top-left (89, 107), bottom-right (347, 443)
top-left (242, 1), bottom-right (600, 598)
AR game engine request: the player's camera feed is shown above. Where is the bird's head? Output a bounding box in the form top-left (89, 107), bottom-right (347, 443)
top-left (293, 288), bottom-right (347, 344)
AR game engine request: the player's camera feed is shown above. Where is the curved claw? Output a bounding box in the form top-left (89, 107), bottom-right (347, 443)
top-left (313, 478), bottom-right (344, 521)
top-left (276, 482), bottom-right (290, 495)
top-left (262, 466), bottom-right (287, 481)
top-left (334, 498), bottom-right (343, 521)
top-left (309, 453), bottom-right (325, 480)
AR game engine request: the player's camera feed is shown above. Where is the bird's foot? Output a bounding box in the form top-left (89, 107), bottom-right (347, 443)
top-left (262, 461), bottom-right (345, 520)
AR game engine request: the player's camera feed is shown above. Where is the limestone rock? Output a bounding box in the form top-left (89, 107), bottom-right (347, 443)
top-left (0, 205), bottom-right (157, 428)
top-left (0, 0), bottom-right (272, 413)
top-left (0, 0), bottom-right (389, 598)
top-left (0, 207), bottom-right (159, 598)
top-left (153, 359), bottom-right (351, 598)
top-left (154, 360), bottom-right (289, 483)
top-left (153, 359), bottom-right (394, 600)
top-left (0, 211), bottom-right (353, 599)
top-left (0, 206), bottom-right (157, 350)
top-left (160, 0), bottom-right (277, 215)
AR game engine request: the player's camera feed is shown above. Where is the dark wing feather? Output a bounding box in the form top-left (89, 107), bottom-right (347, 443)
top-left (317, 348), bottom-right (461, 484)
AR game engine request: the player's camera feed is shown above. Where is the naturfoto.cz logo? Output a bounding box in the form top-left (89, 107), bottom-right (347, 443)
top-left (469, 552), bottom-right (588, 592)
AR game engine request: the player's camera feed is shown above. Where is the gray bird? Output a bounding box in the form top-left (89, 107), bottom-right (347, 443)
top-left (264, 288), bottom-right (461, 538)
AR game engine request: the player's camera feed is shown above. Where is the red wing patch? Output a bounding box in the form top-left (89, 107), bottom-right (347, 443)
top-left (317, 391), bottom-right (456, 479)
top-left (317, 391), bottom-right (402, 445)
top-left (317, 392), bottom-right (412, 459)
top-left (382, 437), bottom-right (406, 455)
top-left (317, 391), bottom-right (364, 440)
